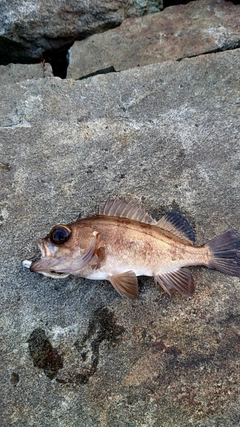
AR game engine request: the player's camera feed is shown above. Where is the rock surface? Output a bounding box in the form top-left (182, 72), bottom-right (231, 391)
top-left (1, 49), bottom-right (240, 426)
top-left (0, 0), bottom-right (163, 65)
top-left (67, 0), bottom-right (240, 79)
top-left (0, 63), bottom-right (52, 84)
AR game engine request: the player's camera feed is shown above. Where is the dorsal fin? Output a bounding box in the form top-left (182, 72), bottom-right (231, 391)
top-left (99, 199), bottom-right (195, 244)
top-left (99, 198), bottom-right (154, 224)
top-left (156, 211), bottom-right (195, 245)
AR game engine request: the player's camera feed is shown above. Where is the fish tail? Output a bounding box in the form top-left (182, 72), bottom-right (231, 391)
top-left (206, 229), bottom-right (240, 277)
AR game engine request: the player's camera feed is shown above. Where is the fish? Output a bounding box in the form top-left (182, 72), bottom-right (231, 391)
top-left (23, 198), bottom-right (240, 299)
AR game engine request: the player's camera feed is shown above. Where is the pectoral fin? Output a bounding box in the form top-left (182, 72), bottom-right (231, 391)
top-left (91, 246), bottom-right (106, 270)
top-left (108, 271), bottom-right (138, 299)
top-left (77, 231), bottom-right (99, 270)
top-left (154, 268), bottom-right (194, 297)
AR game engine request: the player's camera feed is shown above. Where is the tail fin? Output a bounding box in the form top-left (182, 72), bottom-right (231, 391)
top-left (207, 230), bottom-right (240, 277)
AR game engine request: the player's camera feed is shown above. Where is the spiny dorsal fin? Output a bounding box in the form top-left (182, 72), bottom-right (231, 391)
top-left (108, 271), bottom-right (138, 299)
top-left (99, 198), bottom-right (154, 224)
top-left (156, 211), bottom-right (195, 245)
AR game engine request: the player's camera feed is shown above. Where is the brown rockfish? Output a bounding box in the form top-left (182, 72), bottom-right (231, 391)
top-left (23, 198), bottom-right (240, 299)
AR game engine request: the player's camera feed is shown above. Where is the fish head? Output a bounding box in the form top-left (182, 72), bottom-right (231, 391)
top-left (29, 222), bottom-right (94, 279)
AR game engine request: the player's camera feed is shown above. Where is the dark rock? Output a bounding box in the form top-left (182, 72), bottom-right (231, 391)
top-left (0, 0), bottom-right (163, 65)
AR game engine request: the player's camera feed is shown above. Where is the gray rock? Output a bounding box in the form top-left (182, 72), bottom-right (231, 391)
top-left (1, 49), bottom-right (240, 426)
top-left (0, 0), bottom-right (162, 65)
top-left (0, 62), bottom-right (52, 84)
top-left (67, 0), bottom-right (240, 79)
top-left (128, 0), bottom-right (163, 17)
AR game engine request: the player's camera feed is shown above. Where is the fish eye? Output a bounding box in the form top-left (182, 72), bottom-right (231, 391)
top-left (49, 225), bottom-right (71, 245)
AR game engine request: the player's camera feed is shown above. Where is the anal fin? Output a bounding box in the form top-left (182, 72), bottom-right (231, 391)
top-left (154, 268), bottom-right (194, 297)
top-left (108, 271), bottom-right (138, 299)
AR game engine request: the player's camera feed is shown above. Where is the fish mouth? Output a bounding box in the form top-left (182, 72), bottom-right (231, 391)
top-left (34, 269), bottom-right (70, 279)
top-left (23, 239), bottom-right (70, 279)
top-left (29, 259), bottom-right (70, 279)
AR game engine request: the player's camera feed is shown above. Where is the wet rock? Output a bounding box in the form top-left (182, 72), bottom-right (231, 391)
top-left (28, 328), bottom-right (63, 380)
top-left (67, 0), bottom-right (240, 79)
top-left (1, 49), bottom-right (240, 426)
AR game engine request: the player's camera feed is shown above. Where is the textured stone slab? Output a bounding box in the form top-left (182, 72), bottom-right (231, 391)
top-left (1, 49), bottom-right (240, 426)
top-left (67, 0), bottom-right (240, 79)
top-left (0, 63), bottom-right (52, 84)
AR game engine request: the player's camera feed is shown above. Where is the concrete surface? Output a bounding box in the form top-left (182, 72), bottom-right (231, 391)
top-left (0, 49), bottom-right (240, 426)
